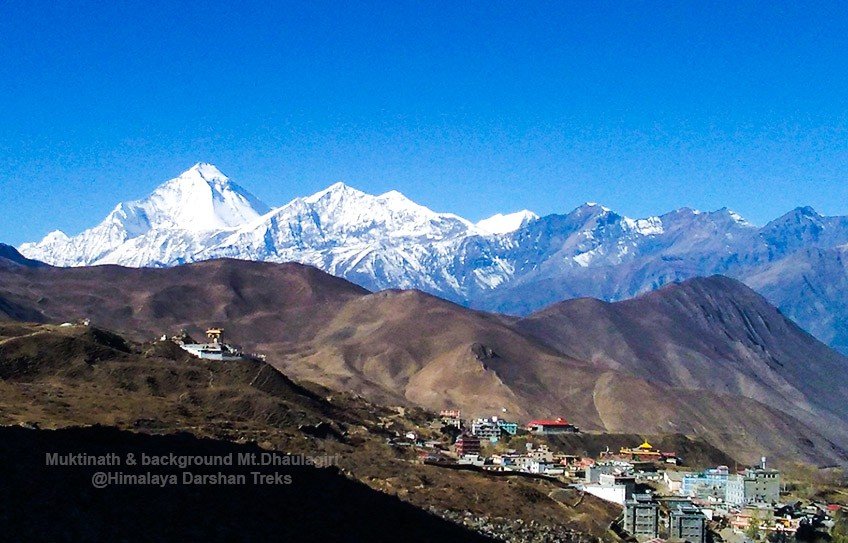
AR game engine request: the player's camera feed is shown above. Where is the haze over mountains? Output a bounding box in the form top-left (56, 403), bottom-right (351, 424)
top-left (0, 248), bottom-right (846, 466)
top-left (18, 164), bottom-right (848, 354)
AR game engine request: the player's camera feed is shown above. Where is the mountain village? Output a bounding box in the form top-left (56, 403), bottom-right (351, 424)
top-left (375, 408), bottom-right (846, 543)
top-left (152, 322), bottom-right (847, 543)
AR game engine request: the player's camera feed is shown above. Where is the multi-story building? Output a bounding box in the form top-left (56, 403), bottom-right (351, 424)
top-left (663, 470), bottom-right (690, 494)
top-left (455, 435), bottom-right (481, 457)
top-left (491, 452), bottom-right (520, 468)
top-left (496, 419), bottom-right (518, 435)
top-left (526, 443), bottom-right (554, 462)
top-left (624, 494), bottom-right (660, 538)
top-left (527, 460), bottom-right (565, 475)
top-left (682, 465), bottom-right (730, 500)
top-left (725, 475), bottom-right (745, 507)
top-left (585, 462), bottom-right (631, 483)
top-left (471, 418), bottom-right (501, 442)
top-left (600, 473), bottom-right (636, 501)
top-left (582, 472), bottom-right (635, 506)
top-left (439, 409), bottom-right (462, 430)
top-left (669, 504), bottom-right (707, 543)
top-left (470, 416), bottom-right (519, 442)
top-left (725, 467), bottom-right (781, 506)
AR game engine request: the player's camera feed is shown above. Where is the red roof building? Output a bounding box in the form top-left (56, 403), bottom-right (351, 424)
top-left (526, 418), bottom-right (579, 434)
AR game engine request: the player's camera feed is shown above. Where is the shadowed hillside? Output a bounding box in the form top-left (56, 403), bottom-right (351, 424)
top-left (0, 425), bottom-right (493, 543)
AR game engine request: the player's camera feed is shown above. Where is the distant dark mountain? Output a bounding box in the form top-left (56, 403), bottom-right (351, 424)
top-left (0, 245), bottom-right (47, 320)
top-left (0, 258), bottom-right (846, 465)
top-left (744, 245), bottom-right (848, 353)
top-left (0, 243), bottom-right (46, 268)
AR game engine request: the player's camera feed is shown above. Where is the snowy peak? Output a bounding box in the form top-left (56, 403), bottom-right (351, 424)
top-left (475, 210), bottom-right (538, 235)
top-left (768, 206), bottom-right (823, 226)
top-left (187, 162), bottom-right (228, 182)
top-left (129, 163), bottom-right (270, 232)
top-left (16, 169), bottom-right (848, 359)
top-left (301, 182), bottom-right (453, 224)
top-left (259, 182), bottom-right (473, 247)
top-left (577, 202), bottom-right (612, 213)
top-left (17, 164), bottom-right (271, 267)
top-left (42, 230), bottom-right (69, 243)
top-left (568, 202), bottom-right (616, 222)
top-left (711, 207), bottom-right (752, 226)
top-left (303, 181), bottom-right (364, 204)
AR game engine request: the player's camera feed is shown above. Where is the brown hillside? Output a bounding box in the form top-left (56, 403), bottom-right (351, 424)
top-left (0, 260), bottom-right (845, 465)
top-left (0, 323), bottom-right (620, 541)
top-left (517, 275), bottom-right (848, 460)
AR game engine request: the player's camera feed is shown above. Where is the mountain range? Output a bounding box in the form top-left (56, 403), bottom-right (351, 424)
top-left (0, 247), bottom-right (846, 466)
top-left (18, 164), bottom-right (848, 354)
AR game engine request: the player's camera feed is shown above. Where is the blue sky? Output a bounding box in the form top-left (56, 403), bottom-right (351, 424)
top-left (2, 1), bottom-right (848, 244)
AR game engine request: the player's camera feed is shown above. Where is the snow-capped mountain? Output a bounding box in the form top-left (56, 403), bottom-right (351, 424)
top-left (18, 163), bottom-right (848, 352)
top-left (475, 210), bottom-right (538, 235)
top-left (19, 164), bottom-right (269, 266)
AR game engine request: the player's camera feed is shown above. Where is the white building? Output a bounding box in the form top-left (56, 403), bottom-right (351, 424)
top-left (471, 417), bottom-right (502, 442)
top-left (178, 328), bottom-right (244, 361)
top-left (581, 472), bottom-right (636, 506)
top-left (664, 470), bottom-right (691, 493)
top-left (583, 483), bottom-right (629, 505)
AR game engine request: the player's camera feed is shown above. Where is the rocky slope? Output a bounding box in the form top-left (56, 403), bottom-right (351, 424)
top-left (0, 322), bottom-right (620, 542)
top-left (517, 276), bottom-right (848, 459)
top-left (0, 258), bottom-right (845, 466)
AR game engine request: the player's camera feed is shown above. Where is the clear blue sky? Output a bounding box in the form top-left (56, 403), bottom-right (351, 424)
top-left (2, 1), bottom-right (848, 244)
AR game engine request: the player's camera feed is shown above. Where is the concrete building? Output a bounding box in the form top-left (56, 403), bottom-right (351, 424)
top-left (682, 466), bottom-right (730, 500)
top-left (725, 474), bottom-right (745, 507)
top-left (496, 419), bottom-right (518, 435)
top-left (455, 435), bottom-right (481, 457)
top-left (725, 467), bottom-right (781, 506)
top-left (471, 418), bottom-right (501, 442)
top-left (492, 452), bottom-right (520, 468)
top-left (663, 471), bottom-right (690, 494)
top-left (583, 483), bottom-right (628, 506)
top-left (669, 503), bottom-right (707, 543)
top-left (600, 473), bottom-right (636, 500)
top-left (526, 443), bottom-right (554, 462)
top-left (470, 416), bottom-right (519, 442)
top-left (583, 473), bottom-right (636, 506)
top-left (457, 453), bottom-right (485, 467)
top-left (178, 328), bottom-right (244, 361)
top-left (526, 418), bottom-right (579, 435)
top-left (528, 460), bottom-right (564, 476)
top-left (586, 462), bottom-right (632, 483)
top-left (624, 494), bottom-right (660, 538)
top-left (439, 410), bottom-right (462, 430)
